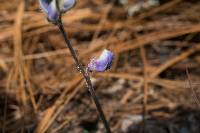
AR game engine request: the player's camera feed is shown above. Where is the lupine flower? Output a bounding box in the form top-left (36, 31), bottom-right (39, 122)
top-left (39, 0), bottom-right (76, 23)
top-left (88, 49), bottom-right (114, 72)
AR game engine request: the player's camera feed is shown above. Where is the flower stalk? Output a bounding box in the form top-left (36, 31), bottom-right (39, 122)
top-left (53, 1), bottom-right (112, 132)
top-left (56, 16), bottom-right (112, 133)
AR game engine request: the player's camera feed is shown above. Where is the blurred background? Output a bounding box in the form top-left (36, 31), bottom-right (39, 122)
top-left (0, 0), bottom-right (200, 132)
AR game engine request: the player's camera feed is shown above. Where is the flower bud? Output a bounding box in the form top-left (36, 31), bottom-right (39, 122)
top-left (88, 49), bottom-right (114, 72)
top-left (39, 0), bottom-right (76, 23)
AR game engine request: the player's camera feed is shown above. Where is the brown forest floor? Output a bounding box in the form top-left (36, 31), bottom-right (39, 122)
top-left (0, 0), bottom-right (200, 133)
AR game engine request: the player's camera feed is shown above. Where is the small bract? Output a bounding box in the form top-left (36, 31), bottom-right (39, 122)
top-left (88, 49), bottom-right (114, 72)
top-left (39, 0), bottom-right (76, 23)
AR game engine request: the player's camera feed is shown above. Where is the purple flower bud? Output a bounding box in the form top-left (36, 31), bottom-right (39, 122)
top-left (47, 0), bottom-right (59, 22)
top-left (61, 0), bottom-right (76, 13)
top-left (88, 49), bottom-right (114, 72)
top-left (39, 0), bottom-right (76, 23)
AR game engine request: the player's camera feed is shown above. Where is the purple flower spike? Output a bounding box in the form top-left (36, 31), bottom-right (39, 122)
top-left (88, 49), bottom-right (114, 72)
top-left (39, 0), bottom-right (76, 23)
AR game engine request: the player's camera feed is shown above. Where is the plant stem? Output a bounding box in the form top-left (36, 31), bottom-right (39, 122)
top-left (56, 19), bottom-right (112, 133)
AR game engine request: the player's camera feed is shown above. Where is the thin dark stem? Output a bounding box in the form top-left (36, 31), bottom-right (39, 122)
top-left (56, 19), bottom-right (112, 133)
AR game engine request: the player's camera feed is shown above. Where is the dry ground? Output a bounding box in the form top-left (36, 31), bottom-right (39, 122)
top-left (0, 0), bottom-right (200, 133)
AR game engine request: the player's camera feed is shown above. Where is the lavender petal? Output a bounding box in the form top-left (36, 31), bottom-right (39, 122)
top-left (88, 49), bottom-right (114, 72)
top-left (47, 0), bottom-right (59, 22)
